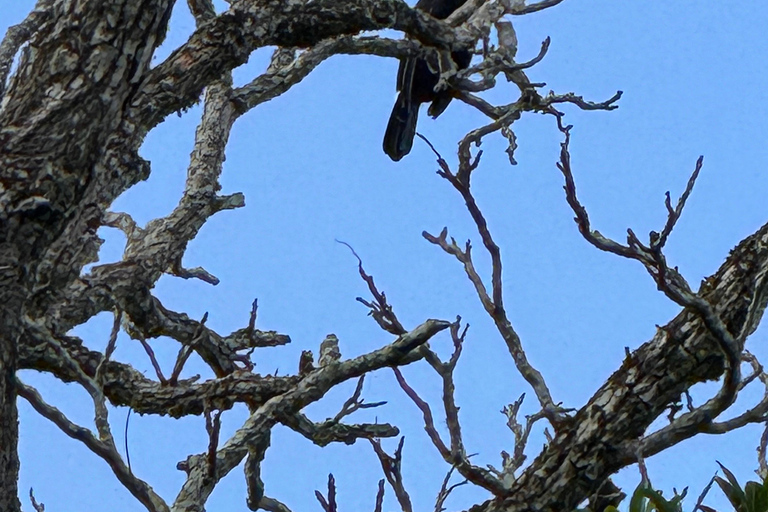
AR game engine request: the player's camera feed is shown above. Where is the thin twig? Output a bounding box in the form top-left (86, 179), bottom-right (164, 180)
top-left (18, 380), bottom-right (169, 512)
top-left (370, 438), bottom-right (413, 512)
top-left (135, 331), bottom-right (167, 384)
top-left (374, 479), bottom-right (385, 512)
top-left (95, 309), bottom-right (122, 385)
top-left (422, 145), bottom-right (567, 429)
top-left (29, 488), bottom-right (45, 512)
top-left (314, 473), bottom-right (337, 512)
top-left (170, 312), bottom-right (209, 385)
top-left (759, 422), bottom-right (768, 481)
top-left (125, 408), bottom-right (133, 474)
top-left (333, 375), bottom-right (387, 422)
top-left (434, 465), bottom-right (468, 512)
top-left (337, 239), bottom-right (406, 335)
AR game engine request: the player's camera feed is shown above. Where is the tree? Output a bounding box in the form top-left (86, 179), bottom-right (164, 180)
top-left (1, 1), bottom-right (766, 511)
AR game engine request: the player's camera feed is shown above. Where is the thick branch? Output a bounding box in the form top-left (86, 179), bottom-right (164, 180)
top-left (132, 0), bottom-right (473, 130)
top-left (171, 319), bottom-right (450, 511)
top-left (471, 221), bottom-right (768, 512)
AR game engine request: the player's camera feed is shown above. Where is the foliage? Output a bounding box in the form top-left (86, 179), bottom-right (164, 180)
top-left (584, 463), bottom-right (768, 512)
top-left (699, 463), bottom-right (768, 512)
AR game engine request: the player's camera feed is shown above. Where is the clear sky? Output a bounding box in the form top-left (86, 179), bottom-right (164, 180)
top-left (5, 0), bottom-right (768, 511)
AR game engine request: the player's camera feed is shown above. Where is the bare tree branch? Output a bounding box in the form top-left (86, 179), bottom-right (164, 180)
top-left (28, 488), bottom-right (45, 512)
top-left (370, 438), bottom-right (413, 512)
top-left (421, 145), bottom-right (569, 429)
top-left (315, 474), bottom-right (338, 512)
top-left (17, 380), bottom-right (169, 512)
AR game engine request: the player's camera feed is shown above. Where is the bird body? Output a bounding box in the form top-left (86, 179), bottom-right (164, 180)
top-left (383, 0), bottom-right (471, 161)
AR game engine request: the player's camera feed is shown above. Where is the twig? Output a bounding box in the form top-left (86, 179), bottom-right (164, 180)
top-left (169, 259), bottom-right (220, 285)
top-left (95, 309), bottom-right (122, 385)
top-left (125, 408), bottom-right (133, 474)
top-left (392, 364), bottom-right (506, 495)
top-left (422, 149), bottom-right (568, 429)
top-left (545, 90), bottom-right (622, 111)
top-left (314, 474), bottom-right (337, 512)
top-left (248, 298), bottom-right (258, 334)
top-left (504, 395), bottom-right (537, 472)
top-left (653, 156), bottom-right (703, 251)
top-left (244, 432), bottom-right (270, 510)
top-left (333, 376), bottom-right (387, 422)
top-left (29, 488), bottom-right (45, 512)
top-left (434, 465), bottom-right (468, 512)
top-left (281, 411), bottom-right (398, 446)
top-left (370, 438), bottom-right (413, 512)
top-left (258, 496), bottom-right (294, 512)
top-left (374, 479), bottom-right (385, 512)
top-left (556, 125), bottom-right (746, 460)
top-left (337, 240), bottom-right (406, 335)
top-left (392, 367), bottom-right (450, 457)
top-left (170, 312), bottom-right (208, 386)
top-left (135, 331), bottom-right (168, 384)
top-left (758, 422), bottom-right (768, 481)
top-left (18, 380), bottom-right (169, 512)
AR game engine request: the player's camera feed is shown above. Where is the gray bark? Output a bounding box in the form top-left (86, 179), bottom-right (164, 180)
top-left (1, 1), bottom-right (766, 511)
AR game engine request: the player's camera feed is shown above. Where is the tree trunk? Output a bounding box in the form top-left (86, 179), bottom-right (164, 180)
top-left (0, 1), bottom-right (175, 507)
top-left (0, 302), bottom-right (20, 511)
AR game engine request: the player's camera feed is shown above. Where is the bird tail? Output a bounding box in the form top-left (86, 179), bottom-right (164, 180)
top-left (383, 92), bottom-right (419, 162)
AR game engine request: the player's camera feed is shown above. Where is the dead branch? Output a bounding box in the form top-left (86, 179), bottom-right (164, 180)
top-left (374, 479), bottom-right (385, 512)
top-left (205, 409), bottom-right (223, 479)
top-left (333, 376), bottom-right (387, 422)
top-left (171, 320), bottom-right (450, 510)
top-left (17, 380), bottom-right (168, 512)
top-left (258, 496), bottom-right (293, 512)
top-left (244, 433), bottom-right (270, 511)
top-left (759, 423), bottom-right (768, 480)
top-left (392, 362), bottom-right (506, 495)
top-left (434, 465), bottom-right (468, 512)
top-left (370, 438), bottom-right (413, 512)
top-left (280, 411), bottom-right (399, 446)
top-left (28, 488), bottom-right (44, 512)
top-left (314, 474), bottom-right (338, 512)
top-left (337, 240), bottom-right (407, 336)
top-left (421, 146), bottom-right (568, 429)
top-left (555, 126), bottom-right (752, 458)
top-left (169, 312), bottom-right (208, 386)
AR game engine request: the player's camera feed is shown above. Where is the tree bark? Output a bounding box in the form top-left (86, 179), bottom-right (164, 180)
top-left (0, 2), bottom-right (175, 508)
top-left (0, 305), bottom-right (20, 511)
top-left (2, 1), bottom-right (766, 510)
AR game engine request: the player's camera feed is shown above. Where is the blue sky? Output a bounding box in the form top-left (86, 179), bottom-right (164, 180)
top-left (5, 0), bottom-right (768, 510)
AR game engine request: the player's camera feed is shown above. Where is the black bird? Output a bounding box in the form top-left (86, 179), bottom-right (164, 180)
top-left (383, 0), bottom-right (471, 161)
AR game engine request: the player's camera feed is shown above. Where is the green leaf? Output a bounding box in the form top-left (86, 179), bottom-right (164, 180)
top-left (639, 486), bottom-right (684, 512)
top-left (718, 463), bottom-right (744, 490)
top-left (745, 480), bottom-right (768, 512)
top-left (630, 482), bottom-right (650, 512)
top-left (717, 462), bottom-right (747, 509)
